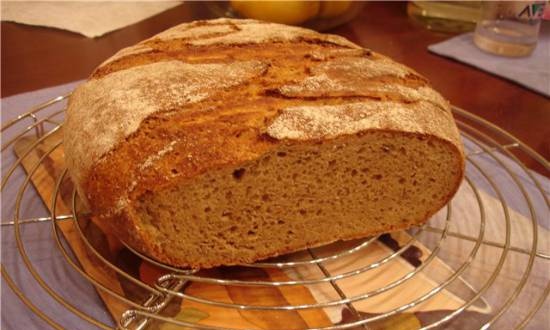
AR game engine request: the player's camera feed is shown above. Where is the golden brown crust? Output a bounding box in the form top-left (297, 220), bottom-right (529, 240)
top-left (64, 18), bottom-right (465, 268)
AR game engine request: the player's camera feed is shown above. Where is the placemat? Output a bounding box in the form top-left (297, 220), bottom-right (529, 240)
top-left (429, 23), bottom-right (550, 97)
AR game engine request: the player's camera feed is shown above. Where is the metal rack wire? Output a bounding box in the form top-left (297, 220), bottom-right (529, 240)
top-left (1, 95), bottom-right (548, 329)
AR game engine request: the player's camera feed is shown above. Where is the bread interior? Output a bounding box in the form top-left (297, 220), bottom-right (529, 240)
top-left (133, 130), bottom-right (461, 268)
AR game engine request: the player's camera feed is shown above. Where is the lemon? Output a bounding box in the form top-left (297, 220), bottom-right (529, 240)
top-left (318, 1), bottom-right (352, 18)
top-left (230, 1), bottom-right (320, 25)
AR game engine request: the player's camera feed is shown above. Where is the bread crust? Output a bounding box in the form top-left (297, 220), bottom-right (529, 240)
top-left (64, 18), bottom-right (465, 268)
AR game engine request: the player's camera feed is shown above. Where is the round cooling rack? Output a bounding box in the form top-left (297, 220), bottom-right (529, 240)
top-left (1, 95), bottom-right (549, 330)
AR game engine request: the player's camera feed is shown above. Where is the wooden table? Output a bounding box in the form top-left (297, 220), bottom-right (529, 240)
top-left (2, 2), bottom-right (548, 173)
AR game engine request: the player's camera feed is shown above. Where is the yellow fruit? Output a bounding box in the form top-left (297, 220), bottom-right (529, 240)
top-left (230, 1), bottom-right (320, 25)
top-left (318, 0), bottom-right (352, 18)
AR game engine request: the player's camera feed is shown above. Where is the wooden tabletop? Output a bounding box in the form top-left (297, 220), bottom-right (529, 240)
top-left (2, 2), bottom-right (548, 173)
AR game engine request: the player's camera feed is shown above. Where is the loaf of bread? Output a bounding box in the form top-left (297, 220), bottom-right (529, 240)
top-left (64, 18), bottom-right (464, 269)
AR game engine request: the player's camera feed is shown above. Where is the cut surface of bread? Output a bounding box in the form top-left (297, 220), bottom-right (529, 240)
top-left (134, 131), bottom-right (461, 268)
top-left (64, 18), bottom-right (465, 269)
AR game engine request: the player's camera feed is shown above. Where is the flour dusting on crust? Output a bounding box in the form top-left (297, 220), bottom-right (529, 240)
top-left (156, 22), bottom-right (238, 41)
top-left (278, 56), bottom-right (448, 111)
top-left (99, 43), bottom-right (154, 67)
top-left (139, 140), bottom-right (178, 170)
top-left (279, 56), bottom-right (413, 97)
top-left (154, 18), bottom-right (360, 49)
top-left (320, 57), bottom-right (411, 78)
top-left (267, 102), bottom-right (455, 141)
top-left (64, 60), bottom-right (267, 188)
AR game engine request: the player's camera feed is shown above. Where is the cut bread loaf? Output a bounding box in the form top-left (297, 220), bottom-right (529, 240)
top-left (64, 18), bottom-right (465, 269)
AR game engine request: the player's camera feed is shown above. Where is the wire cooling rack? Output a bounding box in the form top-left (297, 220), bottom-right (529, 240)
top-left (1, 95), bottom-right (549, 330)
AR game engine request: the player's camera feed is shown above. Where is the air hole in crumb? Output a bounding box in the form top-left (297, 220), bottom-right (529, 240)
top-left (351, 169), bottom-right (358, 176)
top-left (328, 160), bottom-right (336, 167)
top-left (277, 151), bottom-right (287, 157)
top-left (229, 225), bottom-right (237, 232)
top-left (247, 230), bottom-right (256, 236)
top-left (398, 178), bottom-right (405, 184)
top-left (372, 174), bottom-right (383, 180)
top-left (262, 194), bottom-right (270, 202)
top-left (232, 168), bottom-right (246, 180)
top-left (277, 220), bottom-right (285, 225)
top-left (204, 207), bottom-right (211, 213)
top-left (171, 168), bottom-right (178, 174)
top-left (299, 209), bottom-right (307, 215)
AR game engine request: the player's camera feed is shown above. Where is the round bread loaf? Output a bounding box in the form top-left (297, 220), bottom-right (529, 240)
top-left (64, 18), bottom-right (464, 268)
